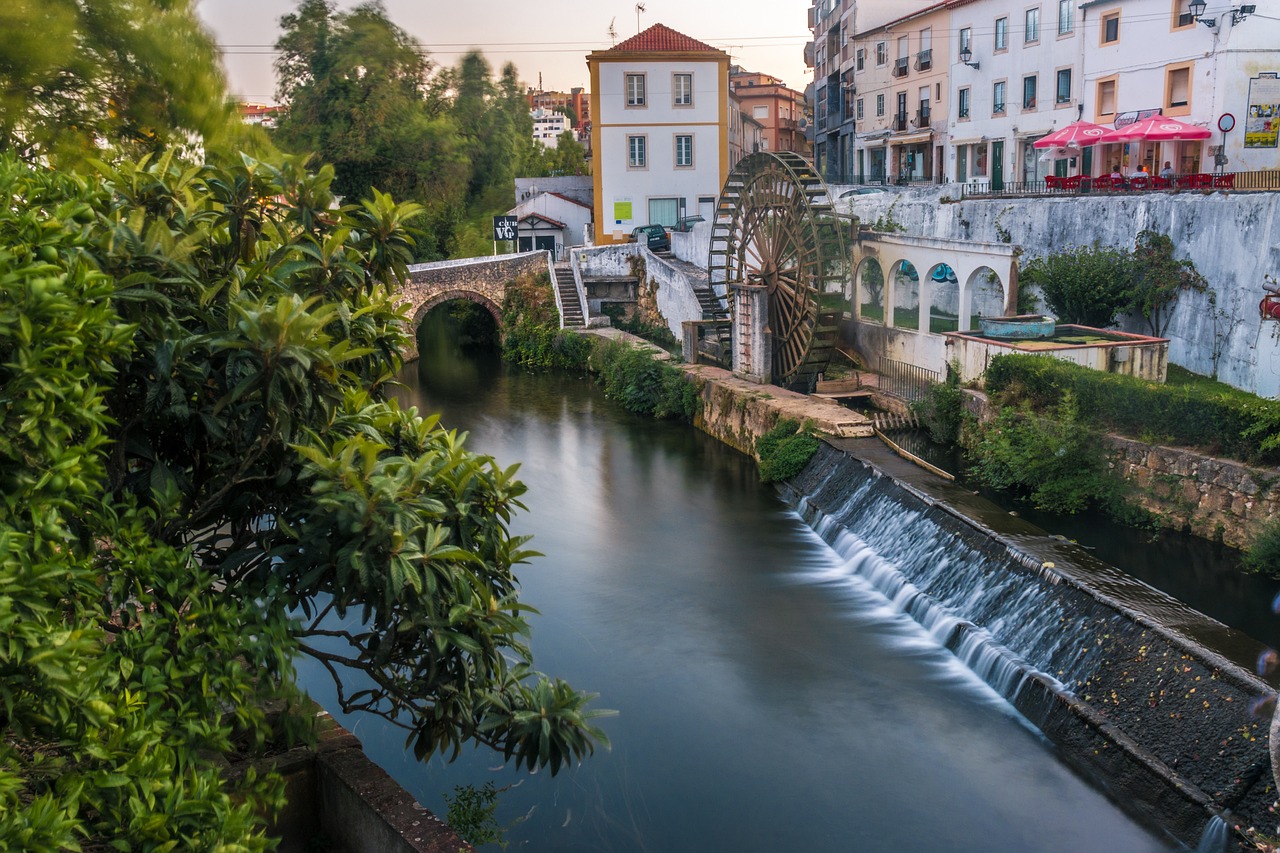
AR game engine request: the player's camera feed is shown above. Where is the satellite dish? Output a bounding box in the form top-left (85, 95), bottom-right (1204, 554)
top-left (799, 118), bottom-right (808, 129)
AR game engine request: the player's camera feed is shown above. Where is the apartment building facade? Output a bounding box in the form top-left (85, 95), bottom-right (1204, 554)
top-left (809, 0), bottom-right (1279, 187)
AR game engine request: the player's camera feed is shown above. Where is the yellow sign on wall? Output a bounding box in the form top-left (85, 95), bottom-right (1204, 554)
top-left (613, 201), bottom-right (632, 222)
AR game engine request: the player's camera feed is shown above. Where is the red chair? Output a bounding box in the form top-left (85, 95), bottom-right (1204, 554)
top-left (1062, 175), bottom-right (1083, 191)
top-left (1186, 173), bottom-right (1213, 189)
top-left (1130, 176), bottom-right (1149, 190)
top-left (1213, 173), bottom-right (1235, 189)
top-left (1151, 176), bottom-right (1171, 189)
top-left (1045, 175), bottom-right (1062, 191)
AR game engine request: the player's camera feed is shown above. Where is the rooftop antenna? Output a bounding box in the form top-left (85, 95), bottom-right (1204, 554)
top-left (635, 2), bottom-right (645, 33)
top-left (608, 16), bottom-right (617, 43)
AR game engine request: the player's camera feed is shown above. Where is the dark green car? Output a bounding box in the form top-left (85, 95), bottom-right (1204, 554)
top-left (630, 224), bottom-right (670, 252)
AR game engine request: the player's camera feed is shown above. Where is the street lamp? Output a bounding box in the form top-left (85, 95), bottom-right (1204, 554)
top-left (958, 46), bottom-right (980, 70)
top-left (1188, 0), bottom-right (1207, 18)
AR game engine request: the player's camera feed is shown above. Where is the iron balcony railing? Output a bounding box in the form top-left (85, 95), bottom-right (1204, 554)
top-left (892, 113), bottom-right (908, 131)
top-left (959, 169), bottom-right (1280, 199)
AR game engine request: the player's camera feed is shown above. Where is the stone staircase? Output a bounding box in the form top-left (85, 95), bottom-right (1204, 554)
top-left (553, 262), bottom-right (584, 327)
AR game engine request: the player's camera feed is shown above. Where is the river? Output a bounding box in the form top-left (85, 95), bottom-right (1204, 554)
top-left (296, 337), bottom-right (1172, 851)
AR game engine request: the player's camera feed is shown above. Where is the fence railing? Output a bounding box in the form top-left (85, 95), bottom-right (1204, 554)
top-left (871, 356), bottom-right (940, 403)
top-left (960, 169), bottom-right (1280, 199)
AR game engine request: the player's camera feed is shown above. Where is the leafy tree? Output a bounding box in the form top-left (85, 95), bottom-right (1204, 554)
top-left (1128, 229), bottom-right (1208, 337)
top-left (962, 392), bottom-right (1117, 514)
top-left (0, 0), bottom-right (239, 162)
top-left (1019, 243), bottom-right (1137, 327)
top-left (0, 151), bottom-right (608, 847)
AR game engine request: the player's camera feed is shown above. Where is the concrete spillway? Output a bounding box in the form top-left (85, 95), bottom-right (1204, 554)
top-left (783, 439), bottom-right (1277, 848)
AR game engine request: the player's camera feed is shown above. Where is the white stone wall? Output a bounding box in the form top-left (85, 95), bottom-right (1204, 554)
top-left (841, 187), bottom-right (1280, 396)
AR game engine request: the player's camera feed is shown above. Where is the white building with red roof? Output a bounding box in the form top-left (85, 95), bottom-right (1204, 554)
top-left (586, 23), bottom-right (731, 245)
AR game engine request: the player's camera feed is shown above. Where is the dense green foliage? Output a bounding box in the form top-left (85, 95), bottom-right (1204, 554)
top-left (0, 0), bottom-right (245, 162)
top-left (602, 303), bottom-right (680, 353)
top-left (1018, 231), bottom-right (1207, 332)
top-left (0, 152), bottom-right (608, 848)
top-left (273, 1), bottom-right (589, 261)
top-left (1243, 521), bottom-right (1280, 577)
top-left (757, 419), bottom-right (821, 484)
top-left (913, 363), bottom-right (966, 445)
top-left (590, 340), bottom-right (702, 421)
top-left (444, 782), bottom-right (508, 848)
top-left (962, 393), bottom-right (1118, 514)
top-left (985, 354), bottom-right (1280, 463)
top-left (500, 272), bottom-right (595, 370)
top-left (1019, 243), bottom-right (1137, 327)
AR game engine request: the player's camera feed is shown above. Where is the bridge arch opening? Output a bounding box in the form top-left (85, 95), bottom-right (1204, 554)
top-left (414, 297), bottom-right (502, 368)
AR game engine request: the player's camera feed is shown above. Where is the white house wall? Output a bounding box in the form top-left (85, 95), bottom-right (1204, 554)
top-left (595, 59), bottom-right (725, 242)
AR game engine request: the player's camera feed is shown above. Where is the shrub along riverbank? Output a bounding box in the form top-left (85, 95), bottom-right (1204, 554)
top-left (915, 354), bottom-right (1280, 574)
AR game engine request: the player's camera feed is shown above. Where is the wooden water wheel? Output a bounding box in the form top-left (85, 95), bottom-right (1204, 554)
top-left (708, 151), bottom-right (850, 390)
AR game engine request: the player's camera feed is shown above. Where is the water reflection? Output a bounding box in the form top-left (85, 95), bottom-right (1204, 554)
top-left (297, 337), bottom-right (1170, 852)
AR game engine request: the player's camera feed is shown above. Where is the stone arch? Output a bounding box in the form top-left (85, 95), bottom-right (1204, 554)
top-left (924, 262), bottom-right (960, 333)
top-left (964, 267), bottom-right (1006, 332)
top-left (410, 290), bottom-right (504, 334)
top-left (855, 257), bottom-right (886, 325)
top-left (891, 259), bottom-right (920, 330)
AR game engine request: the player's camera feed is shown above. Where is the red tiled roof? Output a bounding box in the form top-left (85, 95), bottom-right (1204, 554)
top-left (610, 23), bottom-right (721, 53)
top-left (548, 192), bottom-right (592, 210)
top-left (519, 212), bottom-right (567, 229)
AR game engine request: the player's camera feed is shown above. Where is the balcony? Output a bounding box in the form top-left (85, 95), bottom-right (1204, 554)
top-left (914, 49), bottom-right (932, 72)
top-left (914, 108), bottom-right (931, 128)
top-left (892, 113), bottom-right (908, 132)
top-left (892, 58), bottom-right (909, 78)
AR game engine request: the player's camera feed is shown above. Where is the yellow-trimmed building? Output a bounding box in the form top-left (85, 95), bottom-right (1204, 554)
top-left (586, 23), bottom-right (731, 245)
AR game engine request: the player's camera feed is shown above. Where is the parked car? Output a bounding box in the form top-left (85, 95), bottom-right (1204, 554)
top-left (672, 214), bottom-right (705, 232)
top-left (631, 224), bottom-right (671, 252)
top-left (838, 186), bottom-right (891, 199)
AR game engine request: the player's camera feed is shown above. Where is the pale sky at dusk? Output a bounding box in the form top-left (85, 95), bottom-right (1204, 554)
top-left (195, 0), bottom-right (912, 104)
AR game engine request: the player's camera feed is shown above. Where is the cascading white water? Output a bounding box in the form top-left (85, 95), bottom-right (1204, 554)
top-left (1194, 815), bottom-right (1230, 853)
top-left (784, 451), bottom-right (1133, 708)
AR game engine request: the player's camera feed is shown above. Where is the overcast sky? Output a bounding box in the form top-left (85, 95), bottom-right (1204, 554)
top-left (195, 0), bottom-right (914, 103)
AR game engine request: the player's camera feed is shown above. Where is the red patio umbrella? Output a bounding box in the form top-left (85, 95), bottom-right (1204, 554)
top-left (1096, 115), bottom-right (1212, 143)
top-left (1032, 120), bottom-right (1109, 148)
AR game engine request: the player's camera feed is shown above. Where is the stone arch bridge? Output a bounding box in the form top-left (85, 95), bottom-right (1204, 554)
top-left (396, 251), bottom-right (558, 360)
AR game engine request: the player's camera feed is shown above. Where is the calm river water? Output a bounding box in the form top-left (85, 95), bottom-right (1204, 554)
top-left (297, 340), bottom-right (1172, 851)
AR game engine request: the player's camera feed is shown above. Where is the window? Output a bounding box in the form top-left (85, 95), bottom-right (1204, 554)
top-left (993, 80), bottom-right (1007, 115)
top-left (1173, 0), bottom-right (1195, 28)
top-left (752, 104), bottom-right (769, 120)
top-left (1056, 68), bottom-right (1072, 103)
top-left (856, 98), bottom-right (864, 120)
top-left (1165, 63), bottom-right (1192, 114)
top-left (959, 27), bottom-right (972, 54)
top-left (1025, 8), bottom-right (1040, 43)
top-left (995, 17), bottom-right (1008, 50)
top-left (675, 134), bottom-right (693, 167)
top-left (876, 41), bottom-right (888, 65)
top-left (627, 135), bottom-right (646, 168)
top-left (673, 73), bottom-right (692, 107)
top-left (958, 87), bottom-right (971, 119)
top-left (1096, 77), bottom-right (1117, 117)
top-left (625, 74), bottom-right (646, 107)
top-left (1058, 0), bottom-right (1073, 33)
top-left (1022, 75), bottom-right (1037, 109)
top-left (876, 94), bottom-right (885, 116)
top-left (856, 48), bottom-right (865, 72)
top-left (1102, 12), bottom-right (1120, 44)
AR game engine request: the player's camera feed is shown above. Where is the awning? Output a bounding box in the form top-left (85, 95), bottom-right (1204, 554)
top-left (891, 131), bottom-right (934, 146)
